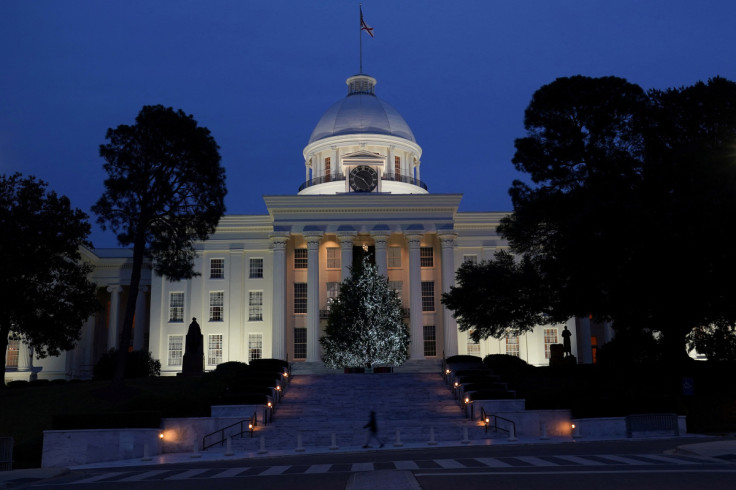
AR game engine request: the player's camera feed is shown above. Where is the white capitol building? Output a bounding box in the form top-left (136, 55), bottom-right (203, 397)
top-left (4, 73), bottom-right (610, 382)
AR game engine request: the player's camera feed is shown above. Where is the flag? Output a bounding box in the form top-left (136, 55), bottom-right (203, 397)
top-left (360, 7), bottom-right (374, 38)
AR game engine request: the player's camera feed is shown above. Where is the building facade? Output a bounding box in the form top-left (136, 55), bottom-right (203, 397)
top-left (5, 73), bottom-right (604, 382)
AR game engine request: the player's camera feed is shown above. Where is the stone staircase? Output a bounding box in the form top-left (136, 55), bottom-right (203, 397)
top-left (222, 371), bottom-right (493, 452)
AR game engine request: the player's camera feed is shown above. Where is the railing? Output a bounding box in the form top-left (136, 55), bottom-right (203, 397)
top-left (625, 413), bottom-right (680, 437)
top-left (480, 408), bottom-right (516, 436)
top-left (202, 412), bottom-right (257, 451)
top-left (298, 173), bottom-right (428, 192)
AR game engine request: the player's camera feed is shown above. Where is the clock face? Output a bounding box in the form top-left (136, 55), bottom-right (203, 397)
top-left (349, 165), bottom-right (378, 192)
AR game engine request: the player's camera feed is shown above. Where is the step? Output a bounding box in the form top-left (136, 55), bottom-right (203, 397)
top-left (213, 371), bottom-right (508, 452)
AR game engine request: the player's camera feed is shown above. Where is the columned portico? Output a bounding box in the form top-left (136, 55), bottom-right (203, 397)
top-left (439, 234), bottom-right (458, 357)
top-left (338, 233), bottom-right (356, 281)
top-left (407, 234), bottom-right (424, 359)
top-left (106, 285), bottom-right (122, 350)
top-left (305, 234), bottom-right (322, 362)
top-left (373, 234), bottom-right (389, 277)
top-left (271, 234), bottom-right (288, 360)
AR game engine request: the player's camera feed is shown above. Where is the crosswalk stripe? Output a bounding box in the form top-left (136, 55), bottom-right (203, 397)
top-left (165, 469), bottom-right (211, 480)
top-left (305, 464), bottom-right (333, 473)
top-left (635, 454), bottom-right (697, 465)
top-left (597, 454), bottom-right (649, 465)
top-left (475, 457), bottom-right (512, 467)
top-left (210, 467), bottom-right (250, 478)
top-left (73, 471), bottom-right (130, 483)
top-left (394, 460), bottom-right (420, 470)
top-left (553, 455), bottom-right (603, 466)
top-left (351, 462), bottom-right (374, 472)
top-left (435, 459), bottom-right (466, 469)
top-left (259, 465), bottom-right (291, 475)
top-left (117, 470), bottom-right (171, 481)
top-left (514, 456), bottom-right (559, 466)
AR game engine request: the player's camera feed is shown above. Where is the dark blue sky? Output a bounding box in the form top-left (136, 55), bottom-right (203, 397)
top-left (3, 1), bottom-right (736, 247)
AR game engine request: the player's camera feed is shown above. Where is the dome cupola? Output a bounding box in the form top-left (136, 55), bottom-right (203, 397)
top-left (300, 74), bottom-right (426, 195)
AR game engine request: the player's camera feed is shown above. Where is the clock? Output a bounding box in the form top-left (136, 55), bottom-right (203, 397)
top-left (349, 165), bottom-right (378, 192)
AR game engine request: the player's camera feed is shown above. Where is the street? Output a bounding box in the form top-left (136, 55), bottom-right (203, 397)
top-left (22, 438), bottom-right (736, 490)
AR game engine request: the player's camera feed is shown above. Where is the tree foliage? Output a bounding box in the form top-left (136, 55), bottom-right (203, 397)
top-left (446, 75), bottom-right (736, 364)
top-left (0, 173), bottom-right (99, 385)
top-left (320, 257), bottom-right (409, 368)
top-left (92, 105), bottom-right (226, 382)
top-left (442, 251), bottom-right (550, 342)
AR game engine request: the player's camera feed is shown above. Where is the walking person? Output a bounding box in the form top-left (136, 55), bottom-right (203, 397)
top-left (362, 410), bottom-right (384, 448)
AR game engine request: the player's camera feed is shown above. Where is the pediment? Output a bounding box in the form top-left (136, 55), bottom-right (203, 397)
top-left (341, 150), bottom-right (386, 167)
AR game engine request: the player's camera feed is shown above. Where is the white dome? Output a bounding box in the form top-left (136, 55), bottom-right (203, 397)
top-left (308, 75), bottom-right (416, 145)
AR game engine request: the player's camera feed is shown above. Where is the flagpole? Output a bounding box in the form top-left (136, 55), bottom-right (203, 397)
top-left (359, 4), bottom-right (363, 73)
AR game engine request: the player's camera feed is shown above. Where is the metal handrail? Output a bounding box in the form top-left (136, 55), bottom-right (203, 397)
top-left (202, 412), bottom-right (257, 450)
top-left (480, 407), bottom-right (516, 436)
top-left (297, 172), bottom-right (428, 192)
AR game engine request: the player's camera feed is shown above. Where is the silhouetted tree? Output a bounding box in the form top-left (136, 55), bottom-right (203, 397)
top-left (0, 173), bottom-right (99, 385)
top-left (320, 257), bottom-right (409, 368)
top-left (447, 75), bottom-right (736, 366)
top-left (442, 251), bottom-right (550, 342)
top-left (93, 105), bottom-right (226, 383)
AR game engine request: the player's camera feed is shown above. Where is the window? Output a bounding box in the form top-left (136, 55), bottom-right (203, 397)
top-left (420, 247), bottom-right (434, 267)
top-left (394, 155), bottom-right (401, 177)
top-left (326, 282), bottom-right (340, 304)
top-left (294, 248), bottom-right (308, 269)
top-left (388, 246), bottom-right (402, 268)
top-left (325, 157), bottom-right (331, 182)
top-left (544, 328), bottom-right (558, 359)
top-left (467, 330), bottom-right (480, 357)
top-left (249, 333), bottom-right (263, 362)
top-left (423, 325), bottom-right (437, 357)
top-left (209, 291), bottom-right (224, 322)
top-left (208, 334), bottom-right (223, 365)
top-left (5, 336), bottom-right (19, 368)
top-left (249, 258), bottom-right (264, 279)
top-left (249, 291), bottom-right (263, 321)
top-left (169, 292), bottom-right (184, 323)
top-left (421, 281), bottom-right (435, 312)
top-left (294, 283), bottom-right (307, 313)
top-left (506, 335), bottom-right (520, 357)
top-left (326, 247), bottom-right (340, 269)
top-left (388, 281), bottom-right (403, 300)
top-left (463, 254), bottom-right (478, 264)
top-left (294, 327), bottom-right (307, 360)
top-left (168, 335), bottom-right (183, 366)
top-left (210, 258), bottom-right (224, 279)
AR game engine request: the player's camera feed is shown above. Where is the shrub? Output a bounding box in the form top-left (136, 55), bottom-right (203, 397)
top-left (93, 349), bottom-right (161, 379)
top-left (483, 354), bottom-right (533, 375)
top-left (446, 355), bottom-right (483, 365)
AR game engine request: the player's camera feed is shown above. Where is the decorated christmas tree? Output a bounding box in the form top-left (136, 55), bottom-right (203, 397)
top-left (320, 256), bottom-right (409, 368)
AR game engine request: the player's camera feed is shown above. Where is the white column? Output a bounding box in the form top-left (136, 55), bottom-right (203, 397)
top-left (373, 234), bottom-right (389, 277)
top-left (305, 160), bottom-right (310, 183)
top-left (16, 341), bottom-right (31, 372)
top-left (578, 316), bottom-right (593, 364)
top-left (271, 235), bottom-right (288, 360)
top-left (106, 285), bottom-right (123, 350)
top-left (415, 160), bottom-right (420, 183)
top-left (338, 234), bottom-right (355, 281)
top-left (306, 234), bottom-right (322, 362)
top-left (407, 234), bottom-right (424, 359)
top-left (439, 234), bottom-right (458, 357)
top-left (133, 286), bottom-right (148, 352)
